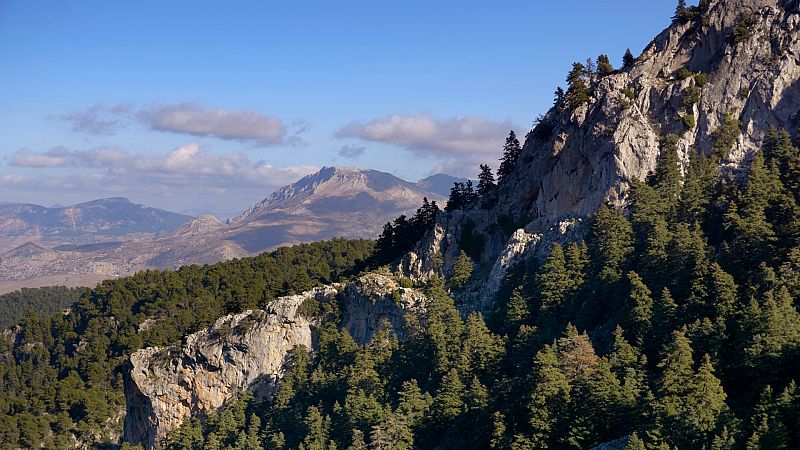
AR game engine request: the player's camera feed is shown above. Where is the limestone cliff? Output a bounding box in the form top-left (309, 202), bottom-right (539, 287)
top-left (122, 274), bottom-right (425, 449)
top-left (404, 0), bottom-right (800, 297)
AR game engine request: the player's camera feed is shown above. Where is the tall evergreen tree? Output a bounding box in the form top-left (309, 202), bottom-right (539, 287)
top-left (498, 131), bottom-right (522, 181)
top-left (597, 54), bottom-right (614, 75)
top-left (565, 62), bottom-right (590, 109)
top-left (623, 49), bottom-right (636, 70)
top-left (625, 272), bottom-right (654, 344)
top-left (477, 164), bottom-right (496, 195)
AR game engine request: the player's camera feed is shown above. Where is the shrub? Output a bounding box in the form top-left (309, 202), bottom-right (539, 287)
top-left (732, 10), bottom-right (757, 44)
top-left (694, 73), bottom-right (709, 87)
top-left (738, 86), bottom-right (750, 100)
top-left (712, 113), bottom-right (742, 158)
top-left (681, 86), bottom-right (702, 109)
top-left (682, 114), bottom-right (696, 130)
top-left (677, 68), bottom-right (694, 80)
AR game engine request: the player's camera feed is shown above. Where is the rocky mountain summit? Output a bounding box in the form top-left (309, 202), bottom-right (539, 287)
top-left (409, 0), bottom-right (800, 286)
top-left (0, 168), bottom-right (449, 293)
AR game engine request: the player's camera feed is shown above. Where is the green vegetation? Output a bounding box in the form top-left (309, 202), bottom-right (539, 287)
top-left (497, 130), bottom-right (522, 182)
top-left (372, 198), bottom-right (440, 265)
top-left (565, 62), bottom-right (591, 110)
top-left (167, 129), bottom-right (800, 450)
top-left (712, 113), bottom-right (742, 158)
top-left (695, 72), bottom-right (709, 87)
top-left (681, 85), bottom-right (702, 109)
top-left (677, 67), bottom-right (694, 80)
top-left (622, 49), bottom-right (636, 70)
top-left (450, 251), bottom-right (475, 291)
top-left (0, 238), bottom-right (374, 448)
top-left (683, 114), bottom-right (696, 130)
top-left (597, 54), bottom-right (614, 75)
top-left (732, 10), bottom-right (758, 44)
top-left (0, 286), bottom-right (87, 330)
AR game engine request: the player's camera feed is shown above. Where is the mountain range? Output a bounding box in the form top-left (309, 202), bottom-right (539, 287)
top-left (0, 168), bottom-right (462, 293)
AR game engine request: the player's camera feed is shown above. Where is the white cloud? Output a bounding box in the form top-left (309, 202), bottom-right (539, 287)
top-left (5, 144), bottom-right (317, 193)
top-left (336, 112), bottom-right (516, 157)
top-left (139, 103), bottom-right (294, 146)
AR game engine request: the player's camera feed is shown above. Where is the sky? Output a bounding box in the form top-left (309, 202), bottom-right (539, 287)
top-left (0, 1), bottom-right (689, 218)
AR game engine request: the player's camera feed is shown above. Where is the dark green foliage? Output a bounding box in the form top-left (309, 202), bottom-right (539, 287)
top-left (7, 122), bottom-right (800, 450)
top-left (445, 181), bottom-right (478, 212)
top-left (497, 131), bottom-right (522, 182)
top-left (695, 72), bottom-right (709, 87)
top-left (676, 67), bottom-right (694, 80)
top-left (622, 49), bottom-right (636, 70)
top-left (0, 286), bottom-right (87, 330)
top-left (0, 238), bottom-right (373, 448)
top-left (597, 54), bottom-right (613, 75)
top-left (712, 113), bottom-right (742, 159)
top-left (372, 198), bottom-right (440, 264)
top-left (681, 85), bottom-right (702, 109)
top-left (449, 251), bottom-right (475, 291)
top-left (732, 10), bottom-right (758, 44)
top-left (565, 62), bottom-right (591, 110)
top-left (477, 164), bottom-right (495, 195)
top-left (683, 114), bottom-right (696, 130)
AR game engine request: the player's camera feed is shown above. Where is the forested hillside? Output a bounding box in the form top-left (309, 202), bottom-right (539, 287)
top-left (0, 239), bottom-right (373, 448)
top-left (0, 286), bottom-right (87, 330)
top-left (166, 129), bottom-right (800, 449)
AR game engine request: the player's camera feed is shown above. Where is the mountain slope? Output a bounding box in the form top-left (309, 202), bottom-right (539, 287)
top-left (0, 197), bottom-right (190, 244)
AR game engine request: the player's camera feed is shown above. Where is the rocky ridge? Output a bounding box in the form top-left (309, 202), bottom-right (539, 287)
top-left (123, 273), bottom-right (426, 449)
top-left (403, 0), bottom-right (800, 291)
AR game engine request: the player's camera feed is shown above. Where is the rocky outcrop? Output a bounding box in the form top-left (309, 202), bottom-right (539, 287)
top-left (341, 273), bottom-right (427, 344)
top-left (123, 274), bottom-right (427, 449)
top-left (406, 0), bottom-right (800, 303)
top-left (122, 287), bottom-right (334, 449)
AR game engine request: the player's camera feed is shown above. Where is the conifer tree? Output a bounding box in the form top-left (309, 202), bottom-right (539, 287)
top-left (565, 62), bottom-right (590, 109)
top-left (498, 131), bottom-right (522, 181)
top-left (536, 244), bottom-right (573, 330)
top-left (450, 251), bottom-right (474, 290)
top-left (528, 344), bottom-right (570, 448)
top-left (625, 272), bottom-right (654, 344)
top-left (673, 0), bottom-right (688, 23)
top-left (505, 286), bottom-right (530, 330)
top-left (597, 54), bottom-right (614, 75)
top-left (588, 205), bottom-right (634, 284)
top-left (432, 368), bottom-right (465, 426)
top-left (623, 49), bottom-right (636, 70)
top-left (477, 164), bottom-right (496, 195)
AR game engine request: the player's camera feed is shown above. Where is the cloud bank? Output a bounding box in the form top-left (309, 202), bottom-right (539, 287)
top-left (138, 103), bottom-right (292, 146)
top-left (5, 144), bottom-right (317, 198)
top-left (55, 103), bottom-right (306, 147)
top-left (337, 113), bottom-right (517, 176)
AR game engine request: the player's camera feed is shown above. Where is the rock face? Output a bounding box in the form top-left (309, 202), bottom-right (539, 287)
top-left (123, 275), bottom-right (426, 449)
top-left (407, 0), bottom-right (800, 286)
top-left (123, 287), bottom-right (331, 449)
top-left (341, 273), bottom-right (427, 344)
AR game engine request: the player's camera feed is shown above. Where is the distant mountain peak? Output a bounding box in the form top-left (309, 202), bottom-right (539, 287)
top-left (234, 166), bottom-right (446, 222)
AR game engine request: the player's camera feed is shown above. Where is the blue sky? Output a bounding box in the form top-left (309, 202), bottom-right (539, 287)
top-left (0, 1), bottom-right (688, 217)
